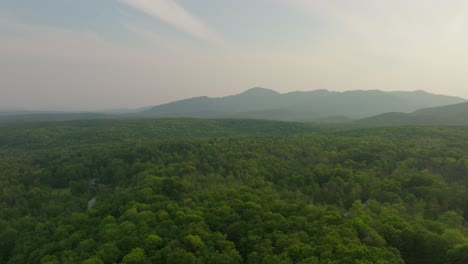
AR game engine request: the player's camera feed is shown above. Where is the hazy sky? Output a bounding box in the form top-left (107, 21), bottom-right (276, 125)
top-left (1, 0), bottom-right (468, 110)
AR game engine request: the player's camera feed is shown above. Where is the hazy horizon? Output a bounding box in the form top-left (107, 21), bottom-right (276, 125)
top-left (1, 87), bottom-right (466, 112)
top-left (2, 0), bottom-right (468, 110)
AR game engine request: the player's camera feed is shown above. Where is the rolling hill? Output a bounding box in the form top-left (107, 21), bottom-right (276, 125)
top-left (141, 87), bottom-right (466, 122)
top-left (359, 102), bottom-right (468, 126)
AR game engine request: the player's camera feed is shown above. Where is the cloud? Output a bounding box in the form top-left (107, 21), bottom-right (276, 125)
top-left (118, 0), bottom-right (222, 43)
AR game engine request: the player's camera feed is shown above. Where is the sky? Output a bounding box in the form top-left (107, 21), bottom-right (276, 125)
top-left (1, 0), bottom-right (468, 110)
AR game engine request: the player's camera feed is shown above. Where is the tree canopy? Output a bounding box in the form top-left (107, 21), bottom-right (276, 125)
top-left (1, 119), bottom-right (468, 263)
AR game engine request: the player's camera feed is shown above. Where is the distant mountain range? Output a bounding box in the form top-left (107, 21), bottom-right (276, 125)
top-left (141, 87), bottom-right (465, 122)
top-left (1, 88), bottom-right (467, 126)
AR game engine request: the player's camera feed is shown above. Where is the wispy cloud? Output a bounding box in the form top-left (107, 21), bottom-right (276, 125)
top-left (118, 0), bottom-right (222, 43)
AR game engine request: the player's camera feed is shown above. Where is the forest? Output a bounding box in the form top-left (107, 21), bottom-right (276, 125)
top-left (2, 118), bottom-right (468, 263)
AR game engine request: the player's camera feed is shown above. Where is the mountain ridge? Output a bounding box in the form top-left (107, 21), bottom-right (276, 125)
top-left (141, 88), bottom-right (466, 122)
top-left (1, 88), bottom-right (466, 125)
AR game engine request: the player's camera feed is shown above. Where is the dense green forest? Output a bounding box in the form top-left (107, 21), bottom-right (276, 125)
top-left (2, 119), bottom-right (468, 263)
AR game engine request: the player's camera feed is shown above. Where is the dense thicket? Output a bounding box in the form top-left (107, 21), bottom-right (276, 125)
top-left (2, 119), bottom-right (468, 263)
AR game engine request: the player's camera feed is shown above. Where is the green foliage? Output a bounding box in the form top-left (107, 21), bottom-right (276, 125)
top-left (2, 119), bottom-right (468, 263)
top-left (122, 248), bottom-right (150, 264)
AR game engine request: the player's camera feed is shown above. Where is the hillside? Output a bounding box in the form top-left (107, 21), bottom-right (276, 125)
top-left (359, 102), bottom-right (468, 126)
top-left (141, 88), bottom-right (466, 122)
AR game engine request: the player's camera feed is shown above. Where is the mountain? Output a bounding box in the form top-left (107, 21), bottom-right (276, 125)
top-left (141, 88), bottom-right (466, 122)
top-left (359, 102), bottom-right (468, 126)
top-left (1, 88), bottom-right (465, 125)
